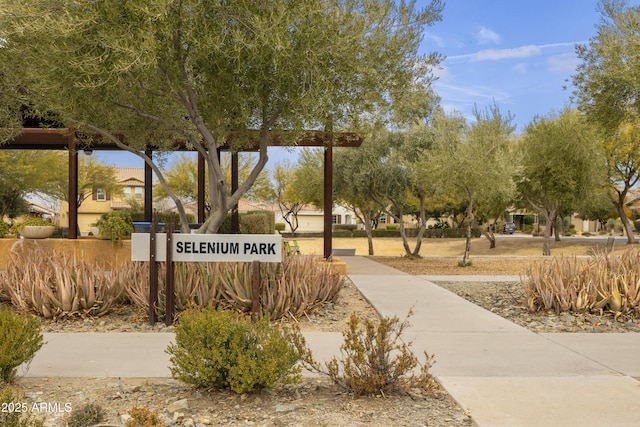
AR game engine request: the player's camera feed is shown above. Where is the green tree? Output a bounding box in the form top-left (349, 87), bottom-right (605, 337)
top-left (0, 150), bottom-right (66, 218)
top-left (572, 0), bottom-right (640, 243)
top-left (0, 0), bottom-right (443, 233)
top-left (290, 149), bottom-right (325, 209)
top-left (273, 160), bottom-right (303, 235)
top-left (54, 156), bottom-right (121, 209)
top-left (153, 153), bottom-right (274, 206)
top-left (431, 104), bottom-right (518, 266)
top-left (517, 109), bottom-right (608, 255)
top-left (334, 142), bottom-right (384, 255)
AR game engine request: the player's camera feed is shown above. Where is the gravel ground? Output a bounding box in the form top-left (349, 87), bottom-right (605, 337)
top-left (10, 255), bottom-right (637, 427)
top-left (8, 279), bottom-right (473, 427)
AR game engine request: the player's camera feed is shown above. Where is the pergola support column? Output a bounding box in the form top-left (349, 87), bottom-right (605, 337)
top-left (68, 131), bottom-right (78, 239)
top-left (144, 149), bottom-right (153, 221)
top-left (323, 139), bottom-right (333, 259)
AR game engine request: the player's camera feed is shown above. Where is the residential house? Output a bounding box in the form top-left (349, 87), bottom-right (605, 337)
top-left (59, 168), bottom-right (145, 235)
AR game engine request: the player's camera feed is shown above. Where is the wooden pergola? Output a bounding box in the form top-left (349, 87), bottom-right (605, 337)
top-left (1, 128), bottom-right (362, 258)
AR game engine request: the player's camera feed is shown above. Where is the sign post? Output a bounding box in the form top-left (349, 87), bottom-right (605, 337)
top-left (133, 228), bottom-right (283, 325)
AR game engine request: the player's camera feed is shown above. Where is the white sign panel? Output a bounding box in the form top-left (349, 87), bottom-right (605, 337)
top-left (131, 233), bottom-right (282, 263)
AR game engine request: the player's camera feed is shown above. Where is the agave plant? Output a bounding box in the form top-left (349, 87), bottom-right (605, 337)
top-left (523, 248), bottom-right (640, 318)
top-left (0, 247), bottom-right (123, 318)
top-left (123, 255), bottom-right (344, 321)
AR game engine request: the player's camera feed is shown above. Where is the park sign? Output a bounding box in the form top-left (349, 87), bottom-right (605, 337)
top-left (131, 233), bottom-right (282, 263)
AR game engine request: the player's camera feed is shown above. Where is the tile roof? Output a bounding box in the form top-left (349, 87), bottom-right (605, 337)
top-left (115, 168), bottom-right (145, 185)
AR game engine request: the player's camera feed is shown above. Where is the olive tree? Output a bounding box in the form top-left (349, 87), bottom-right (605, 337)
top-left (518, 109), bottom-right (608, 255)
top-left (0, 0), bottom-right (443, 233)
top-left (430, 104), bottom-right (518, 266)
top-left (572, 0), bottom-right (640, 243)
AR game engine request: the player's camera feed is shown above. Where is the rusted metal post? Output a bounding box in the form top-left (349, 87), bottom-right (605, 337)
top-left (68, 130), bottom-right (78, 239)
top-left (323, 136), bottom-right (333, 259)
top-left (144, 149), bottom-right (153, 222)
top-left (149, 212), bottom-right (158, 325)
top-left (251, 260), bottom-right (260, 322)
top-left (165, 214), bottom-right (175, 326)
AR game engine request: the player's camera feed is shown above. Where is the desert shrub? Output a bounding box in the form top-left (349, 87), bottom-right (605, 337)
top-left (0, 308), bottom-right (43, 383)
top-left (125, 405), bottom-right (163, 427)
top-left (240, 212), bottom-right (271, 234)
top-left (523, 248), bottom-right (640, 317)
top-left (95, 210), bottom-right (134, 243)
top-left (166, 307), bottom-right (301, 393)
top-left (0, 220), bottom-right (9, 237)
top-left (67, 403), bottom-right (105, 427)
top-left (333, 224), bottom-right (357, 232)
top-left (125, 255), bottom-right (343, 320)
top-left (295, 310), bottom-right (438, 396)
top-left (0, 247), bottom-right (124, 319)
top-left (247, 210), bottom-right (275, 233)
top-left (0, 386), bottom-right (44, 427)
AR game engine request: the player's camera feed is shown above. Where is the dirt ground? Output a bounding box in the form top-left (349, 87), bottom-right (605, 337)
top-left (294, 235), bottom-right (626, 258)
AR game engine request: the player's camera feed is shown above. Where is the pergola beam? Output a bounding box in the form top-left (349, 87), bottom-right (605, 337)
top-left (1, 128), bottom-right (362, 258)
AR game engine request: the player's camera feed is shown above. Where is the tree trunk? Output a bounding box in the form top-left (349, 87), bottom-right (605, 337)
top-left (542, 211), bottom-right (556, 256)
top-left (461, 197), bottom-right (473, 267)
top-left (411, 195), bottom-right (428, 257)
top-left (481, 223), bottom-right (496, 249)
top-left (363, 211), bottom-right (375, 256)
top-left (615, 201), bottom-right (637, 244)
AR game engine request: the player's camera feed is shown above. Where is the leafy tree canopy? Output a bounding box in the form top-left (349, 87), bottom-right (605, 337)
top-left (0, 0), bottom-right (443, 233)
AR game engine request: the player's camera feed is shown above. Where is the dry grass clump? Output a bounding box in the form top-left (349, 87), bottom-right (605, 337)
top-left (523, 247), bottom-right (640, 318)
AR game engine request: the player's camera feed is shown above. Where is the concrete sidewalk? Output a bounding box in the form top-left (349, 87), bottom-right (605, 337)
top-left (20, 256), bottom-right (640, 426)
top-left (345, 256), bottom-right (640, 427)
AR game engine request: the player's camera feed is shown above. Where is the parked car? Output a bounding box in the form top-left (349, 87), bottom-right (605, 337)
top-left (503, 222), bottom-right (516, 234)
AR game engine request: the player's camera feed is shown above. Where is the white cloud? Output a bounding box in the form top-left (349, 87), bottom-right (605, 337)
top-left (473, 45), bottom-right (542, 61)
top-left (513, 63), bottom-right (528, 74)
top-left (477, 27), bottom-right (501, 45)
top-left (446, 41), bottom-right (585, 63)
top-left (547, 52), bottom-right (579, 73)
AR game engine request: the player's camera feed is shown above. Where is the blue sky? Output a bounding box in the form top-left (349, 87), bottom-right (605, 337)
top-left (98, 0), bottom-right (636, 168)
top-left (423, 0), bottom-right (639, 132)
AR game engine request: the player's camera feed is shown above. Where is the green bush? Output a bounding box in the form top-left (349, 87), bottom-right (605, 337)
top-left (0, 308), bottom-right (43, 383)
top-left (67, 403), bottom-right (105, 427)
top-left (247, 210), bottom-right (275, 233)
top-left (240, 212), bottom-right (270, 234)
top-left (332, 230), bottom-right (353, 238)
top-left (166, 307), bottom-right (301, 393)
top-left (0, 221), bottom-right (9, 237)
top-left (95, 210), bottom-right (134, 243)
top-left (333, 224), bottom-right (357, 232)
top-left (295, 310), bottom-right (438, 396)
top-left (385, 224), bottom-right (399, 230)
top-left (0, 386), bottom-right (44, 427)
top-left (275, 222), bottom-right (286, 232)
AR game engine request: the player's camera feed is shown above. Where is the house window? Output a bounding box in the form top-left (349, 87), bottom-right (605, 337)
top-left (96, 188), bottom-right (106, 201)
top-left (380, 214), bottom-right (387, 224)
top-left (332, 215), bottom-right (341, 224)
top-left (124, 187), bottom-right (143, 200)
